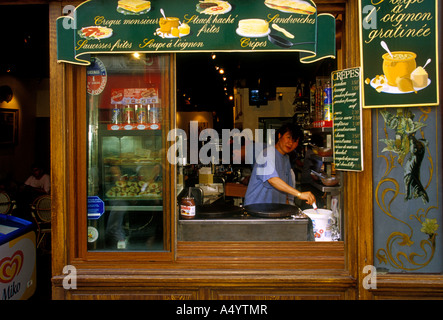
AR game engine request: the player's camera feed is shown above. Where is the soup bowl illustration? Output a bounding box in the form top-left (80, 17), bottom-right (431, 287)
top-left (382, 51), bottom-right (417, 86)
top-left (159, 17), bottom-right (180, 33)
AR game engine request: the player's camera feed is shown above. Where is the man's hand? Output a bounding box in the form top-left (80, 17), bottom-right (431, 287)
top-left (268, 177), bottom-right (316, 205)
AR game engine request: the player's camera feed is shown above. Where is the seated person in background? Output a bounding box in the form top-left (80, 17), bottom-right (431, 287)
top-left (16, 163), bottom-right (50, 221)
top-left (24, 163), bottom-right (51, 195)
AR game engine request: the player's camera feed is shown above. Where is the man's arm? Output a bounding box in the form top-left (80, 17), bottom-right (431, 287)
top-left (268, 177), bottom-right (315, 205)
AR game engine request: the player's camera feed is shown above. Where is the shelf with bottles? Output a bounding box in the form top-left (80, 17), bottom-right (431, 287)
top-left (104, 103), bottom-right (163, 131)
top-left (306, 75), bottom-right (333, 130)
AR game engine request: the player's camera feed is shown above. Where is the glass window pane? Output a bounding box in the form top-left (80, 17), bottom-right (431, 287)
top-left (86, 54), bottom-right (168, 252)
top-left (175, 53), bottom-right (341, 242)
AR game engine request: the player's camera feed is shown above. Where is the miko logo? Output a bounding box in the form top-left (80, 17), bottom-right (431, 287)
top-left (0, 250), bottom-right (24, 283)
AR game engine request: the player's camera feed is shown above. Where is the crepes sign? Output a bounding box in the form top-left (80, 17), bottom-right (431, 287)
top-left (57, 0), bottom-right (336, 65)
top-left (359, 0), bottom-right (439, 108)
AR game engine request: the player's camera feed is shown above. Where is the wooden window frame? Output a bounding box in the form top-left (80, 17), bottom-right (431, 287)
top-left (49, 0), bottom-right (354, 267)
top-left (56, 55), bottom-right (351, 270)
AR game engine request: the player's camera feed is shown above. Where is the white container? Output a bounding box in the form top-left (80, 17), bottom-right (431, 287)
top-left (303, 209), bottom-right (333, 241)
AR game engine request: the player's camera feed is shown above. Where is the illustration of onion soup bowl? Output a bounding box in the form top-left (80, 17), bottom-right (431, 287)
top-left (159, 17), bottom-right (180, 33)
top-left (157, 15), bottom-right (190, 37)
top-left (368, 50), bottom-right (430, 93)
top-left (382, 51), bottom-right (417, 87)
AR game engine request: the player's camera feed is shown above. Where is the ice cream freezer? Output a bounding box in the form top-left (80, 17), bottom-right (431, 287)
top-left (0, 215), bottom-right (36, 300)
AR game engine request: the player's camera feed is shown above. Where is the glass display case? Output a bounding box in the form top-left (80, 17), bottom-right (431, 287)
top-left (86, 54), bottom-right (169, 252)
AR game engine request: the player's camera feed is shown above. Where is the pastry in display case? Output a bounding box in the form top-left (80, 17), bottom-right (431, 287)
top-left (101, 134), bottom-right (163, 203)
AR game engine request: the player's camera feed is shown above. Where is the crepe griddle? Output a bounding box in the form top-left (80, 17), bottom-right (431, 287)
top-left (197, 204), bottom-right (243, 218)
top-left (243, 203), bottom-right (299, 218)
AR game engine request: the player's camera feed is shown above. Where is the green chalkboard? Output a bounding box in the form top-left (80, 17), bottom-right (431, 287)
top-left (332, 67), bottom-right (363, 172)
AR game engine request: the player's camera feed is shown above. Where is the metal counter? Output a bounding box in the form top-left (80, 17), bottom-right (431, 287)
top-left (178, 215), bottom-right (312, 241)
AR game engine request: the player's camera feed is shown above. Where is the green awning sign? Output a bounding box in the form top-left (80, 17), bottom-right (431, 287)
top-left (57, 0), bottom-right (335, 65)
top-left (359, 0), bottom-right (439, 108)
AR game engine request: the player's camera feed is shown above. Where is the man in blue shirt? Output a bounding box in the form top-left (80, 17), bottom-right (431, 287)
top-left (244, 124), bottom-right (315, 206)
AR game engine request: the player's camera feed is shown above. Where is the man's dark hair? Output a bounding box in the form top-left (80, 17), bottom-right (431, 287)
top-left (276, 123), bottom-right (303, 143)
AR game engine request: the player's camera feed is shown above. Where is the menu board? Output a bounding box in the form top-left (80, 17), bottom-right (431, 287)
top-left (57, 0), bottom-right (336, 65)
top-left (359, 0), bottom-right (439, 108)
top-left (332, 67), bottom-right (363, 172)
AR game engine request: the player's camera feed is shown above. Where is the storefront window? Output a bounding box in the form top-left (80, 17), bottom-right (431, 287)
top-left (176, 53), bottom-right (341, 242)
top-left (86, 54), bottom-right (169, 252)
top-left (84, 52), bottom-right (343, 249)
